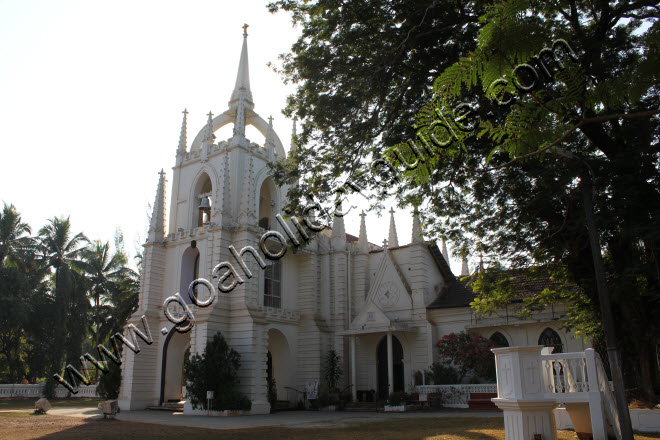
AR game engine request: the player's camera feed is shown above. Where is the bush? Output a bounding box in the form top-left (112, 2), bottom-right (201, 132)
top-left (427, 362), bottom-right (460, 384)
top-left (323, 350), bottom-right (342, 393)
top-left (436, 331), bottom-right (495, 382)
top-left (42, 376), bottom-right (58, 400)
top-left (183, 332), bottom-right (251, 411)
top-left (96, 364), bottom-right (121, 400)
top-left (388, 391), bottom-right (411, 405)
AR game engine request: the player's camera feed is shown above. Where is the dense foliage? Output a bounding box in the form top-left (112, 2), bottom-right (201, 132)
top-left (270, 0), bottom-right (660, 401)
top-left (437, 331), bottom-right (495, 382)
top-left (183, 332), bottom-right (251, 411)
top-left (0, 202), bottom-right (139, 387)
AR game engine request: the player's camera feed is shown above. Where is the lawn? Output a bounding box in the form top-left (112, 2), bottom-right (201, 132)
top-left (2, 415), bottom-right (660, 440)
top-left (0, 398), bottom-right (100, 411)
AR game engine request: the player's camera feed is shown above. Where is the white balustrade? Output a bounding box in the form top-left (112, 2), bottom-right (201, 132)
top-left (0, 383), bottom-right (97, 398)
top-left (414, 384), bottom-right (497, 408)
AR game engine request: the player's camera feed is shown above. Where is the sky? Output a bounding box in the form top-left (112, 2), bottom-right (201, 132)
top-left (0, 0), bottom-right (462, 273)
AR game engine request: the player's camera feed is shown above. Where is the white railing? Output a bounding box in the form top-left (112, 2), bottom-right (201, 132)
top-left (0, 383), bottom-right (97, 398)
top-left (538, 349), bottom-right (621, 440)
top-left (415, 384), bottom-right (497, 408)
top-left (541, 352), bottom-right (590, 396)
top-left (596, 354), bottom-right (621, 440)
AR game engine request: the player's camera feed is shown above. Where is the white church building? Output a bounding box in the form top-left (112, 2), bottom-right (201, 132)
top-left (118, 28), bottom-right (588, 414)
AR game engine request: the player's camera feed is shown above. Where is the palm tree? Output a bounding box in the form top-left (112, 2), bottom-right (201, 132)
top-left (0, 202), bottom-right (32, 266)
top-left (81, 240), bottom-right (135, 347)
top-left (38, 216), bottom-right (87, 370)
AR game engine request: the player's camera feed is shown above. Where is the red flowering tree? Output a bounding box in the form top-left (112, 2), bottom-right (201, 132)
top-left (436, 331), bottom-right (496, 382)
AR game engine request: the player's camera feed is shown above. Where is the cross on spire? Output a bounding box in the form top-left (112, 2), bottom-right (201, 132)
top-left (158, 168), bottom-right (166, 178)
top-left (182, 108), bottom-right (189, 116)
top-left (243, 23), bottom-right (249, 37)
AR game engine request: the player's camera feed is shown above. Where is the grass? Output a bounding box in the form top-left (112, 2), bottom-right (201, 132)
top-left (3, 415), bottom-right (660, 440)
top-left (0, 397), bottom-right (101, 411)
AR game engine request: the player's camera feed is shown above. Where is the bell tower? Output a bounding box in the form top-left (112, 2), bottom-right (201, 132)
top-left (120, 26), bottom-right (291, 414)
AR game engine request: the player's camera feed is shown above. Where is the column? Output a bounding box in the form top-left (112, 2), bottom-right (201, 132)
top-left (350, 335), bottom-right (357, 402)
top-left (387, 332), bottom-right (393, 396)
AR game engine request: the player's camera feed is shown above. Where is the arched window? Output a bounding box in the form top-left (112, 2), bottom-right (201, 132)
top-left (263, 261), bottom-right (281, 308)
top-left (489, 331), bottom-right (509, 348)
top-left (538, 328), bottom-right (563, 353)
top-left (258, 178), bottom-right (276, 230)
top-left (179, 245), bottom-right (200, 305)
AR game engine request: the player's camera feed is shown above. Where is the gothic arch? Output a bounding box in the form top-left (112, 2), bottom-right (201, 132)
top-left (179, 244), bottom-right (200, 305)
top-left (188, 168), bottom-right (218, 228)
top-left (489, 331), bottom-right (510, 348)
top-left (257, 175), bottom-right (279, 230)
top-left (159, 328), bottom-right (191, 405)
top-left (266, 327), bottom-right (293, 402)
top-left (538, 327), bottom-right (563, 353)
top-left (189, 111), bottom-right (286, 158)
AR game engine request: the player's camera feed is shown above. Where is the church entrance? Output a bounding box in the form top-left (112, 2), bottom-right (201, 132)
top-left (376, 335), bottom-right (404, 399)
top-left (159, 329), bottom-right (190, 405)
top-left (267, 328), bottom-right (292, 404)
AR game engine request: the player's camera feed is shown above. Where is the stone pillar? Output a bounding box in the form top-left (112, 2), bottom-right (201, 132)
top-left (350, 335), bottom-right (357, 402)
top-left (387, 332), bottom-right (394, 396)
top-left (492, 346), bottom-right (558, 440)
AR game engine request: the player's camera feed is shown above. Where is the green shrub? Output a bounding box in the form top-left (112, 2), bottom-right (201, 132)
top-left (42, 376), bottom-right (58, 400)
top-left (96, 364), bottom-right (121, 400)
top-left (323, 350), bottom-right (343, 393)
top-left (427, 362), bottom-right (460, 384)
top-left (183, 332), bottom-right (251, 411)
top-left (388, 391), bottom-right (411, 405)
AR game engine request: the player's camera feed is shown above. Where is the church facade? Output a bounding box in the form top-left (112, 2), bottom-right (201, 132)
top-left (118, 29), bottom-right (587, 414)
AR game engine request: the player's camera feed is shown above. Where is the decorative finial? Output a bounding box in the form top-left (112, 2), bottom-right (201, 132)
top-left (268, 115), bottom-right (273, 125)
top-left (159, 168), bottom-right (165, 178)
top-left (183, 108), bottom-right (189, 116)
top-left (243, 23), bottom-right (249, 38)
top-left (382, 238), bottom-right (388, 249)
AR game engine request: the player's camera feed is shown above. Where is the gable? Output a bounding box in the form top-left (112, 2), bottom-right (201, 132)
top-left (358, 249), bottom-right (413, 321)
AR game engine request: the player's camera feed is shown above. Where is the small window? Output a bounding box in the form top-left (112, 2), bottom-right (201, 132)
top-left (538, 328), bottom-right (563, 353)
top-left (264, 262), bottom-right (281, 308)
top-left (489, 331), bottom-right (509, 348)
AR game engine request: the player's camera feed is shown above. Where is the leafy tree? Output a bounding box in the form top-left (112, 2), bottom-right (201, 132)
top-left (0, 203), bottom-right (33, 266)
top-left (268, 0), bottom-right (489, 210)
top-left (38, 217), bottom-right (88, 371)
top-left (81, 240), bottom-right (134, 348)
top-left (183, 333), bottom-right (251, 411)
top-left (436, 331), bottom-right (495, 382)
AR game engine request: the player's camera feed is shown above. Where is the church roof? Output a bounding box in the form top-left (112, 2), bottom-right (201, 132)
top-left (426, 268), bottom-right (572, 309)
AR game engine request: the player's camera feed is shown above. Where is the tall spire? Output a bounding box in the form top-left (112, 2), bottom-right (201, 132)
top-left (461, 257), bottom-right (469, 276)
top-left (229, 24), bottom-right (253, 106)
top-left (357, 210), bottom-right (369, 253)
top-left (331, 201), bottom-right (346, 250)
top-left (148, 170), bottom-right (166, 243)
top-left (388, 208), bottom-right (399, 248)
top-left (177, 108), bottom-right (188, 156)
top-left (290, 117), bottom-right (298, 153)
top-left (442, 239), bottom-right (449, 262)
top-left (411, 207), bottom-right (423, 243)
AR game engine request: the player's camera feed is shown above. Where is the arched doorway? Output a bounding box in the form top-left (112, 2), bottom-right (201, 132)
top-left (376, 335), bottom-right (404, 399)
top-left (267, 328), bottom-right (292, 403)
top-left (160, 329), bottom-right (190, 404)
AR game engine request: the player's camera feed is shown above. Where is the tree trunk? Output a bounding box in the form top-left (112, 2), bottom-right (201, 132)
top-left (580, 169), bottom-right (635, 440)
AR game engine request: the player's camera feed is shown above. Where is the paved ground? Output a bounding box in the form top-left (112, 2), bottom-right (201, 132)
top-left (42, 407), bottom-right (503, 430)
